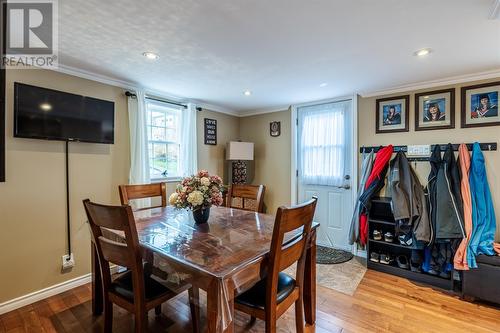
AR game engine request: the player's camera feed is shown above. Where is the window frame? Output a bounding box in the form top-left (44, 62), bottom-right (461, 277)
top-left (145, 99), bottom-right (183, 182)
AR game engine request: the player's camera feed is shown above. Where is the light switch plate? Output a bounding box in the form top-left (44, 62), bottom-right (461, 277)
top-left (407, 145), bottom-right (431, 156)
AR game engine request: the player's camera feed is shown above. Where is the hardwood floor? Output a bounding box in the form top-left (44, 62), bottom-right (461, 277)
top-left (1, 269), bottom-right (499, 333)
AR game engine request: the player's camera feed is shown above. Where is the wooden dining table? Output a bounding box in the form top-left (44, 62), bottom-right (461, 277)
top-left (91, 205), bottom-right (318, 333)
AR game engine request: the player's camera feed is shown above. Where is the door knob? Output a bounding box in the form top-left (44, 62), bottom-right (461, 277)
top-left (344, 175), bottom-right (351, 180)
top-left (342, 184), bottom-right (351, 190)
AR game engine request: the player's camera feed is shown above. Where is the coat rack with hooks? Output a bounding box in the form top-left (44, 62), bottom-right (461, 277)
top-left (359, 142), bottom-right (497, 162)
top-left (359, 142), bottom-right (497, 154)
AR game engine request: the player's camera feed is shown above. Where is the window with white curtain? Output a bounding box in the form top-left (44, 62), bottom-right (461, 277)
top-left (298, 100), bottom-right (350, 186)
top-left (146, 100), bottom-right (182, 180)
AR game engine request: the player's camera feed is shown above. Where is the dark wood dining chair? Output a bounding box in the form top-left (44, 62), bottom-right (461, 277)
top-left (119, 183), bottom-right (167, 210)
top-left (83, 199), bottom-right (198, 333)
top-left (226, 184), bottom-right (266, 213)
top-left (234, 197), bottom-right (318, 333)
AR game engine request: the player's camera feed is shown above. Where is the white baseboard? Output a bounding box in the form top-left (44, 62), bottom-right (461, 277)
top-left (0, 274), bottom-right (91, 315)
top-left (0, 266), bottom-right (119, 315)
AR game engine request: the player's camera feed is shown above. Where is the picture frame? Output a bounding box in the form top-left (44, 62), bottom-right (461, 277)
top-left (375, 95), bottom-right (409, 133)
top-left (461, 81), bottom-right (500, 128)
top-left (415, 88), bottom-right (455, 131)
top-left (270, 121), bottom-right (281, 137)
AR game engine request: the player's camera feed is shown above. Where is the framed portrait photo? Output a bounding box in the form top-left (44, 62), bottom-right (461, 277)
top-left (461, 81), bottom-right (500, 128)
top-left (270, 121), bottom-right (281, 137)
top-left (415, 88), bottom-right (455, 131)
top-left (375, 95), bottom-right (409, 133)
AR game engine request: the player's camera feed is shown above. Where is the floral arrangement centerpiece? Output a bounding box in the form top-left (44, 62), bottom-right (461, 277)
top-left (169, 170), bottom-right (224, 224)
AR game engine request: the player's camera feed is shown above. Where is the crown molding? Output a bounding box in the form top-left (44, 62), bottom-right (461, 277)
top-left (191, 100), bottom-right (241, 117)
top-left (52, 64), bottom-right (236, 116)
top-left (55, 64), bottom-right (138, 90)
top-left (360, 69), bottom-right (500, 98)
top-left (238, 105), bottom-right (291, 117)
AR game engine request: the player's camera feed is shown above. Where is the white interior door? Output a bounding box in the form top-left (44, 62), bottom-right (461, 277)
top-left (296, 100), bottom-right (353, 251)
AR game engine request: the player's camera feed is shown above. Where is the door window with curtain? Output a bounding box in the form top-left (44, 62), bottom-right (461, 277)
top-left (298, 100), bottom-right (350, 187)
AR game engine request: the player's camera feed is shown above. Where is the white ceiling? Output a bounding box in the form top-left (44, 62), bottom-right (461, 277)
top-left (58, 0), bottom-right (500, 114)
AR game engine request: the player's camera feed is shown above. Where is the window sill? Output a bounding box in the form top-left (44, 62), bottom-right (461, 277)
top-left (151, 177), bottom-right (182, 183)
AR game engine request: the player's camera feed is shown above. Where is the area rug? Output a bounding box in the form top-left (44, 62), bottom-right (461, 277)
top-left (316, 245), bottom-right (354, 264)
top-left (285, 256), bottom-right (367, 296)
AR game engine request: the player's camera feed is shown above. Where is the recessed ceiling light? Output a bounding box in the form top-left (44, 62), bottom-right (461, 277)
top-left (414, 48), bottom-right (432, 57)
top-left (319, 83), bottom-right (328, 88)
top-left (39, 103), bottom-right (52, 111)
top-left (142, 52), bottom-right (159, 60)
top-left (243, 90), bottom-right (252, 96)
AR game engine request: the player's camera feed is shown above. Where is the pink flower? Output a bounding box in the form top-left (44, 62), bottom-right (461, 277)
top-left (198, 170), bottom-right (209, 178)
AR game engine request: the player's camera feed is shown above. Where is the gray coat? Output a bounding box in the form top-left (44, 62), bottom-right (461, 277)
top-left (388, 151), bottom-right (431, 243)
top-left (348, 150), bottom-right (374, 245)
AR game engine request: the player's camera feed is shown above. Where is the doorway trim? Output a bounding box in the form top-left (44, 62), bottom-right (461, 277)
top-left (290, 94), bottom-right (360, 254)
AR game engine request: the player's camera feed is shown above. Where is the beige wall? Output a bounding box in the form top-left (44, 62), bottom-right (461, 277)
top-left (197, 109), bottom-right (240, 183)
top-left (0, 71), bottom-right (241, 304)
top-left (358, 77), bottom-right (500, 240)
top-left (0, 69), bottom-right (130, 303)
top-left (240, 110), bottom-right (291, 213)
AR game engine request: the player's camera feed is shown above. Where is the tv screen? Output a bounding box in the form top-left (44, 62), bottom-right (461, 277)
top-left (14, 83), bottom-right (115, 144)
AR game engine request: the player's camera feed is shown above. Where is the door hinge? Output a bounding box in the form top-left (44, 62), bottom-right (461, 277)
top-left (296, 118), bottom-right (298, 126)
top-left (296, 169), bottom-right (299, 177)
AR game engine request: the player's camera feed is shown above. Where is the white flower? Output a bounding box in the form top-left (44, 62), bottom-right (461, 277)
top-left (168, 193), bottom-right (179, 206)
top-left (187, 190), bottom-right (204, 207)
top-left (181, 186), bottom-right (187, 193)
top-left (200, 177), bottom-right (210, 186)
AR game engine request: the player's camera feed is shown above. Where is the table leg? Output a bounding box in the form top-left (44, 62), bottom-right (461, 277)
top-left (205, 280), bottom-right (235, 333)
top-left (91, 242), bottom-right (103, 315)
top-left (206, 284), bottom-right (218, 333)
top-left (304, 232), bottom-right (316, 325)
top-left (225, 281), bottom-right (235, 333)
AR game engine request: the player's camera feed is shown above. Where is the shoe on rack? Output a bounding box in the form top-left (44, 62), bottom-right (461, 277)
top-left (380, 254), bottom-right (392, 265)
top-left (373, 230), bottom-right (382, 241)
top-left (384, 232), bottom-right (394, 243)
top-left (396, 255), bottom-right (410, 270)
top-left (370, 252), bottom-right (380, 263)
top-left (398, 234), bottom-right (413, 247)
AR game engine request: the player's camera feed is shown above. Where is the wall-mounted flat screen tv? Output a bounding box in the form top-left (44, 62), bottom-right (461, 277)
top-left (14, 83), bottom-right (115, 144)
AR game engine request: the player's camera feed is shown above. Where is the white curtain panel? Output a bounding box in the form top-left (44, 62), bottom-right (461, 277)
top-left (298, 100), bottom-right (350, 186)
top-left (127, 91), bottom-right (150, 208)
top-left (180, 102), bottom-right (198, 177)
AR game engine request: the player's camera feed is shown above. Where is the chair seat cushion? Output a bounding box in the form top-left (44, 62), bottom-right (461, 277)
top-left (235, 272), bottom-right (296, 310)
top-left (110, 271), bottom-right (172, 302)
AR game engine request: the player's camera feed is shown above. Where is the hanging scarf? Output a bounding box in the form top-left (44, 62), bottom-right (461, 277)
top-left (454, 144), bottom-right (473, 270)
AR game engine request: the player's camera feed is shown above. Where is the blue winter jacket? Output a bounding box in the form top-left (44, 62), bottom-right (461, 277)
top-left (467, 143), bottom-right (497, 268)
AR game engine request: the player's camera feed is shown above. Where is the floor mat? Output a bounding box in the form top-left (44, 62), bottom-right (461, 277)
top-left (285, 256), bottom-right (367, 296)
top-left (316, 245), bottom-right (354, 264)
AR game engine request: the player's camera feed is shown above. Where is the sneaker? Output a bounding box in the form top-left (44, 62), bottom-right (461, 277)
top-left (398, 234), bottom-right (413, 247)
top-left (380, 254), bottom-right (392, 265)
top-left (396, 255), bottom-right (410, 270)
top-left (370, 252), bottom-right (380, 263)
top-left (384, 232), bottom-right (394, 243)
top-left (373, 230), bottom-right (382, 241)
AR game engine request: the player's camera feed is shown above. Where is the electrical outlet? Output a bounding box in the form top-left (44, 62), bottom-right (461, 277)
top-left (62, 253), bottom-right (75, 270)
top-left (407, 145), bottom-right (431, 156)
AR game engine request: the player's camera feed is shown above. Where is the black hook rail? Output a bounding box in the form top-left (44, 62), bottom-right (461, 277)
top-left (359, 142), bottom-right (497, 154)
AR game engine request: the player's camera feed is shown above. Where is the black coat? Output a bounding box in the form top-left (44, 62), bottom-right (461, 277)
top-left (428, 144), bottom-right (465, 242)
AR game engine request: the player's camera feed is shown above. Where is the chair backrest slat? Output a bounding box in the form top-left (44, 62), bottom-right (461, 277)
top-left (119, 183), bottom-right (167, 209)
top-left (278, 236), bottom-right (307, 271)
top-left (98, 237), bottom-right (133, 268)
top-left (227, 184), bottom-right (265, 213)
